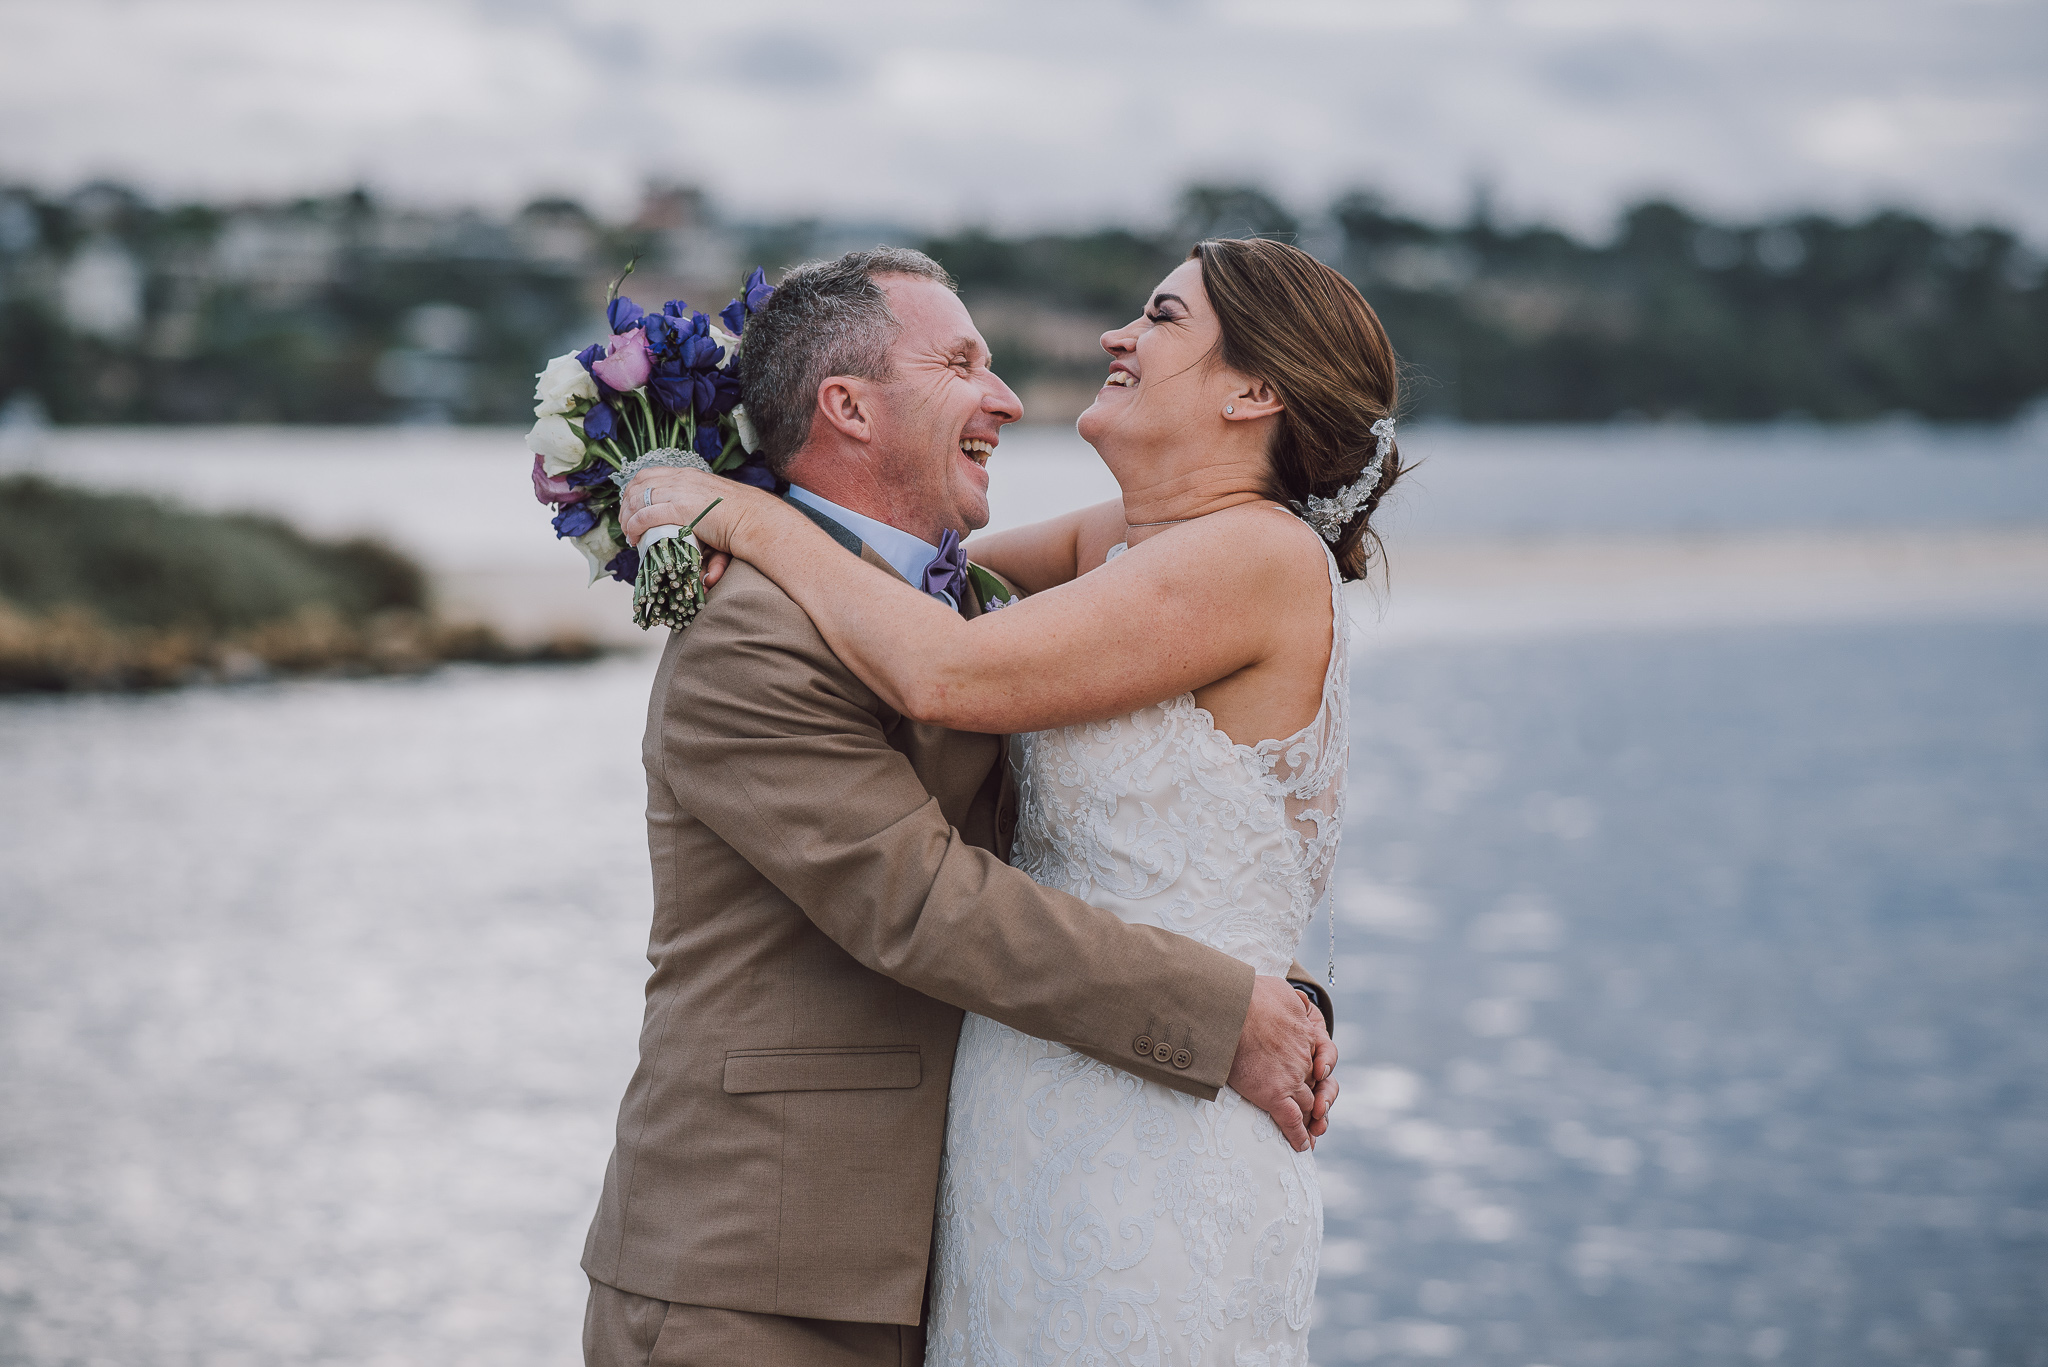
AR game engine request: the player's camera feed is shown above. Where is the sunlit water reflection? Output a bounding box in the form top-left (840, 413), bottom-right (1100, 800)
top-left (4, 621), bottom-right (2044, 1365)
top-left (1319, 622), bottom-right (2048, 1367)
top-left (3, 425), bottom-right (2047, 1364)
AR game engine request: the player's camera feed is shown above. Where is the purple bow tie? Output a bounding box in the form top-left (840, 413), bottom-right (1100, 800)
top-left (922, 527), bottom-right (968, 606)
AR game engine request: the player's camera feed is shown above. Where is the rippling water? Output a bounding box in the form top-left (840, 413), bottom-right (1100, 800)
top-left (1321, 622), bottom-right (2048, 1366)
top-left (3, 428), bottom-right (2046, 1365)
top-left (5, 625), bottom-right (2043, 1366)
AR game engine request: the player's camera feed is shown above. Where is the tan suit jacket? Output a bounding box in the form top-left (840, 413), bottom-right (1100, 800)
top-left (583, 504), bottom-right (1323, 1327)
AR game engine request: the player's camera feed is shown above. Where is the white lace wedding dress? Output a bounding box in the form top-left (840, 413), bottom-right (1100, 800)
top-left (926, 539), bottom-right (1349, 1367)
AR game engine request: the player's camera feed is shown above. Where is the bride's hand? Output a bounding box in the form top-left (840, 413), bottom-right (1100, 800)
top-left (621, 468), bottom-right (766, 587)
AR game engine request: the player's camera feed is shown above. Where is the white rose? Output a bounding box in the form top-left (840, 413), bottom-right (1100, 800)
top-left (709, 322), bottom-right (741, 366)
top-left (532, 353), bottom-right (598, 417)
top-left (527, 413), bottom-right (586, 475)
top-left (571, 520), bottom-right (623, 585)
top-left (732, 404), bottom-right (761, 454)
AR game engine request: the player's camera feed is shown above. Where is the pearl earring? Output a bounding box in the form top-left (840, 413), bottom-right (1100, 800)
top-left (1225, 405), bottom-right (1235, 415)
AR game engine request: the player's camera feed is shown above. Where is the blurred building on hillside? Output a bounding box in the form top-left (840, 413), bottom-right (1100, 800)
top-left (0, 181), bottom-right (768, 426)
top-left (0, 179), bottom-right (2042, 427)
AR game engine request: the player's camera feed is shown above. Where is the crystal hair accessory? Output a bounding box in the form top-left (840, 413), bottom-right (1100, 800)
top-left (1291, 416), bottom-right (1395, 542)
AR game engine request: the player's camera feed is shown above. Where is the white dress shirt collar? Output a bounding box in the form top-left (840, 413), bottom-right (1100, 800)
top-left (786, 485), bottom-right (942, 590)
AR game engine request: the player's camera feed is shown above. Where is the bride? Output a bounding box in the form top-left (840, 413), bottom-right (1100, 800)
top-left (626, 237), bottom-right (1403, 1366)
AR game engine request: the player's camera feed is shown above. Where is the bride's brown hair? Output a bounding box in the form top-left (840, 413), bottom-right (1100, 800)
top-left (1189, 237), bottom-right (1405, 583)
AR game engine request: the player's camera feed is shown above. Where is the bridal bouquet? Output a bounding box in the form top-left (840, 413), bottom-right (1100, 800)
top-left (526, 263), bottom-right (777, 629)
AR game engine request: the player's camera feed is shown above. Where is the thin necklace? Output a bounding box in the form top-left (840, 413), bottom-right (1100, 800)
top-left (1125, 517), bottom-right (1191, 527)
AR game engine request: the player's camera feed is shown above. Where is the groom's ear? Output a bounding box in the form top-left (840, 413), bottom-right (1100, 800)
top-left (815, 376), bottom-right (876, 445)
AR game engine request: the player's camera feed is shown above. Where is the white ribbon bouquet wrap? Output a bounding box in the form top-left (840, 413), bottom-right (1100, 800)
top-left (612, 449), bottom-right (722, 629)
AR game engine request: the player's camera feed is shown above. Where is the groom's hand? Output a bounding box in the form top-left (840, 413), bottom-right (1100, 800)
top-left (1228, 976), bottom-right (1323, 1152)
top-left (1303, 1001), bottom-right (1339, 1141)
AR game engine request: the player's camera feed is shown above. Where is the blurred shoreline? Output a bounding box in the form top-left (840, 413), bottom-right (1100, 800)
top-left (1366, 526), bottom-right (2048, 644)
top-left (3, 421), bottom-right (2045, 653)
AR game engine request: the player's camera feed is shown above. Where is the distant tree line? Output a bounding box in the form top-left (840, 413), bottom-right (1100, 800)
top-left (926, 185), bottom-right (2048, 423)
top-left (1, 180), bottom-right (2042, 426)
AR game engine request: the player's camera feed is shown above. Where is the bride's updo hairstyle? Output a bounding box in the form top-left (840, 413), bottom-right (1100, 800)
top-left (1189, 237), bottom-right (1404, 583)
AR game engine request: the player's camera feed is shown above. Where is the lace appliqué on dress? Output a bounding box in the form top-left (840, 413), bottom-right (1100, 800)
top-left (927, 539), bottom-right (1349, 1367)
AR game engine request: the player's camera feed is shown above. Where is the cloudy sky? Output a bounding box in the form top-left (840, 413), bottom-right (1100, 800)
top-left (5, 0), bottom-right (2044, 239)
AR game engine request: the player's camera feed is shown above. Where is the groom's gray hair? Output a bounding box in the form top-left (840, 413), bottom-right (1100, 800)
top-left (739, 246), bottom-right (957, 475)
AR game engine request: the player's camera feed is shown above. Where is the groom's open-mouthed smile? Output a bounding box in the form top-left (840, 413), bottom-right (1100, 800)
top-left (867, 275), bottom-right (1021, 541)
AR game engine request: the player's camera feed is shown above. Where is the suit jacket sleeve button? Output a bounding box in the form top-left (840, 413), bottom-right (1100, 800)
top-left (1134, 1035), bottom-right (1154, 1058)
top-left (1173, 1048), bottom-right (1192, 1070)
top-left (1152, 1041), bottom-right (1174, 1064)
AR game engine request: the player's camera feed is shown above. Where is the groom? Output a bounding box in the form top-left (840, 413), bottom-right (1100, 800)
top-left (584, 247), bottom-right (1337, 1367)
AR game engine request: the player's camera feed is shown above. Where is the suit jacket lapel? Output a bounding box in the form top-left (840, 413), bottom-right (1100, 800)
top-left (781, 492), bottom-right (984, 618)
top-left (861, 541), bottom-right (910, 587)
top-left (784, 494), bottom-right (865, 556)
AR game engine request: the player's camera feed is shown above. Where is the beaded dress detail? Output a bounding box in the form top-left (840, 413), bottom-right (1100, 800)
top-left (926, 537), bottom-right (1349, 1367)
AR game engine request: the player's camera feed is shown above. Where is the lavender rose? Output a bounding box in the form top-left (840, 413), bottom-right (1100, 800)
top-left (592, 328), bottom-right (653, 392)
top-left (531, 453), bottom-right (588, 507)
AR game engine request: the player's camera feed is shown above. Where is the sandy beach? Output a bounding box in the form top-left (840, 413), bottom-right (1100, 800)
top-left (1360, 527), bottom-right (2048, 643)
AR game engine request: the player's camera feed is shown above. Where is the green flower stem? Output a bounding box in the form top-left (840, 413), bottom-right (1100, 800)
top-left (635, 391), bottom-right (662, 449)
top-left (628, 497), bottom-right (724, 632)
top-left (683, 496), bottom-right (722, 535)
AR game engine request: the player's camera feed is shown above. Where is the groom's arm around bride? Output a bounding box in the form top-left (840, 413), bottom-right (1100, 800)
top-left (580, 248), bottom-right (1333, 1367)
top-left (583, 552), bottom-right (1328, 1335)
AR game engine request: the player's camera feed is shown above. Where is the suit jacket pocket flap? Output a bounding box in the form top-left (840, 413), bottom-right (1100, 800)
top-left (722, 1047), bottom-right (921, 1094)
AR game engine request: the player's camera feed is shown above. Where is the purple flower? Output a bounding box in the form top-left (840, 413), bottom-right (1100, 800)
top-left (531, 453), bottom-right (588, 507)
top-left (642, 310), bottom-right (682, 359)
top-left (704, 369), bottom-right (742, 417)
top-left (726, 449), bottom-right (782, 492)
top-left (604, 545), bottom-right (639, 584)
top-left (693, 423), bottom-right (724, 465)
top-left (647, 310), bottom-right (741, 417)
top-left (566, 461), bottom-right (615, 488)
top-left (592, 328), bottom-right (652, 391)
top-left (580, 400), bottom-right (618, 442)
top-left (607, 294), bottom-right (645, 333)
top-left (551, 504), bottom-right (600, 539)
top-left (662, 299), bottom-right (690, 318)
top-left (574, 341), bottom-right (628, 402)
top-left (682, 335), bottom-right (724, 373)
top-left (720, 267), bottom-right (775, 336)
top-left (646, 359), bottom-right (691, 415)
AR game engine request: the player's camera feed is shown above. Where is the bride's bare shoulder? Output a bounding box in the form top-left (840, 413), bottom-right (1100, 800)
top-left (1099, 503), bottom-right (1328, 645)
top-left (1190, 501), bottom-right (1331, 588)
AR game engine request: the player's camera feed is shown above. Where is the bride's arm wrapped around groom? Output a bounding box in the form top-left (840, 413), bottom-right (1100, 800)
top-left (582, 241), bottom-right (1388, 1361)
top-left (582, 548), bottom-right (1328, 1328)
